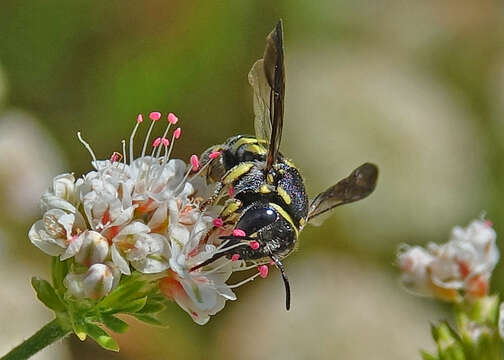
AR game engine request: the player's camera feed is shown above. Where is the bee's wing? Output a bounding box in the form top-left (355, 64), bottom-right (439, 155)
top-left (248, 58), bottom-right (272, 143)
top-left (307, 163), bottom-right (378, 225)
top-left (248, 20), bottom-right (285, 171)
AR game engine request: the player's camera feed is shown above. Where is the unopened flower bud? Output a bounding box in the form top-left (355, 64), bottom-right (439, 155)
top-left (82, 263), bottom-right (115, 300)
top-left (74, 231), bottom-right (109, 266)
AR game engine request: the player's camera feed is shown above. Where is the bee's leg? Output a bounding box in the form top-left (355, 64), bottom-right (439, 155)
top-left (200, 162), bottom-right (255, 211)
top-left (219, 198), bottom-right (243, 223)
top-left (200, 181), bottom-right (225, 210)
top-left (199, 198), bottom-right (243, 246)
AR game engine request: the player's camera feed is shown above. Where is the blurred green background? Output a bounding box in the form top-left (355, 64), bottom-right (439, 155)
top-left (1, 0), bottom-right (504, 359)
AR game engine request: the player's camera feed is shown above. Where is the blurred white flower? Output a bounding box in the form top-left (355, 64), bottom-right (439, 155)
top-left (498, 303), bottom-right (504, 340)
top-left (398, 218), bottom-right (499, 301)
top-left (0, 111), bottom-right (64, 220)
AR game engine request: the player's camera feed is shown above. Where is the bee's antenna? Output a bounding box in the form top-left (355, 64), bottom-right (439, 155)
top-left (190, 252), bottom-right (228, 272)
top-left (269, 255), bottom-right (291, 311)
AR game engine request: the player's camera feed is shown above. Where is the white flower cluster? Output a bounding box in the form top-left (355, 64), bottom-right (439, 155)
top-left (398, 218), bottom-right (499, 302)
top-left (28, 112), bottom-right (256, 324)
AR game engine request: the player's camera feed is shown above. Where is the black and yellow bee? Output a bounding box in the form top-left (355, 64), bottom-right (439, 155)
top-left (192, 20), bottom-right (378, 310)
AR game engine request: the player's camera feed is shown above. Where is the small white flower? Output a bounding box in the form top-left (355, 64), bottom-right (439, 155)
top-left (40, 173), bottom-right (81, 213)
top-left (397, 245), bottom-right (435, 297)
top-left (28, 208), bottom-right (86, 256)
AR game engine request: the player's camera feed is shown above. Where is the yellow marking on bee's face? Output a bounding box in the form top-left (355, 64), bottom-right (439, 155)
top-left (266, 174), bottom-right (274, 184)
top-left (269, 203), bottom-right (299, 237)
top-left (299, 218), bottom-right (306, 228)
top-left (259, 184), bottom-right (273, 194)
top-left (223, 163), bottom-right (254, 184)
top-left (221, 200), bottom-right (242, 218)
top-left (277, 186), bottom-right (292, 205)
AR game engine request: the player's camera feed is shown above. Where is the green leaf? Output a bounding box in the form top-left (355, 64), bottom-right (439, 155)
top-left (31, 277), bottom-right (66, 312)
top-left (72, 319), bottom-right (87, 341)
top-left (84, 322), bottom-right (119, 352)
top-left (421, 350), bottom-right (438, 360)
top-left (51, 257), bottom-right (68, 293)
top-left (130, 313), bottom-right (168, 327)
top-left (97, 279), bottom-right (145, 310)
top-left (117, 297), bottom-right (148, 314)
top-left (433, 323), bottom-right (465, 360)
top-left (468, 296), bottom-right (500, 324)
top-left (138, 300), bottom-right (165, 314)
top-left (100, 314), bottom-right (129, 333)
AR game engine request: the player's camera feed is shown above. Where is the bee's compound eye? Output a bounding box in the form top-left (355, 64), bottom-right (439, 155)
top-left (237, 206), bottom-right (278, 235)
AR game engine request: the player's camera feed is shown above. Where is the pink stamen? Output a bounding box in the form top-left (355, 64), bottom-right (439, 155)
top-left (213, 218), bottom-right (224, 227)
top-left (110, 152), bottom-right (122, 163)
top-left (231, 254), bottom-right (240, 262)
top-left (258, 265), bottom-right (269, 278)
top-left (233, 229), bottom-right (246, 237)
top-left (162, 138), bottom-right (170, 146)
top-left (250, 241), bottom-right (260, 250)
top-left (149, 112), bottom-right (161, 121)
top-left (209, 151), bottom-right (221, 160)
top-left (137, 114), bottom-right (144, 123)
top-left (152, 137), bottom-right (162, 147)
top-left (269, 259), bottom-right (275, 266)
top-left (168, 113), bottom-right (179, 124)
top-left (190, 155), bottom-right (200, 171)
top-left (174, 127), bottom-right (182, 139)
top-left (228, 186), bottom-right (235, 197)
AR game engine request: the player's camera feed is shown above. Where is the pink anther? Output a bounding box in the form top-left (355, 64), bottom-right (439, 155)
top-left (110, 152), bottom-right (122, 163)
top-left (231, 254), bottom-right (240, 262)
top-left (258, 265), bottom-right (269, 278)
top-left (168, 113), bottom-right (179, 124)
top-left (228, 186), bottom-right (235, 197)
top-left (149, 111), bottom-right (161, 121)
top-left (137, 114), bottom-right (144, 123)
top-left (213, 218), bottom-right (224, 227)
top-left (190, 155), bottom-right (200, 171)
top-left (152, 137), bottom-right (162, 147)
top-left (233, 229), bottom-right (246, 237)
top-left (174, 127), bottom-right (182, 139)
top-left (250, 241), bottom-right (260, 250)
top-left (162, 138), bottom-right (170, 146)
top-left (209, 151), bottom-right (221, 160)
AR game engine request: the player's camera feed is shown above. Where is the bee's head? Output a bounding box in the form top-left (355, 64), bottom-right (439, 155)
top-left (190, 202), bottom-right (295, 310)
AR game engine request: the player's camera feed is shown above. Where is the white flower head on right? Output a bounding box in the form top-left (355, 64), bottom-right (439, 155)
top-left (398, 217), bottom-right (499, 302)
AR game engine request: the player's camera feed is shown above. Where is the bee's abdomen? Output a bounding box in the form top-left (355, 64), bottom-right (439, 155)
top-left (275, 162), bottom-right (308, 224)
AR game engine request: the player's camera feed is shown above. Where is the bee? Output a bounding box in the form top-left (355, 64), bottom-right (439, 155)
top-left (191, 20), bottom-right (378, 310)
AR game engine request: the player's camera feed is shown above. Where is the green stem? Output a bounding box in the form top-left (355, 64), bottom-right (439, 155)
top-left (1, 318), bottom-right (72, 360)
